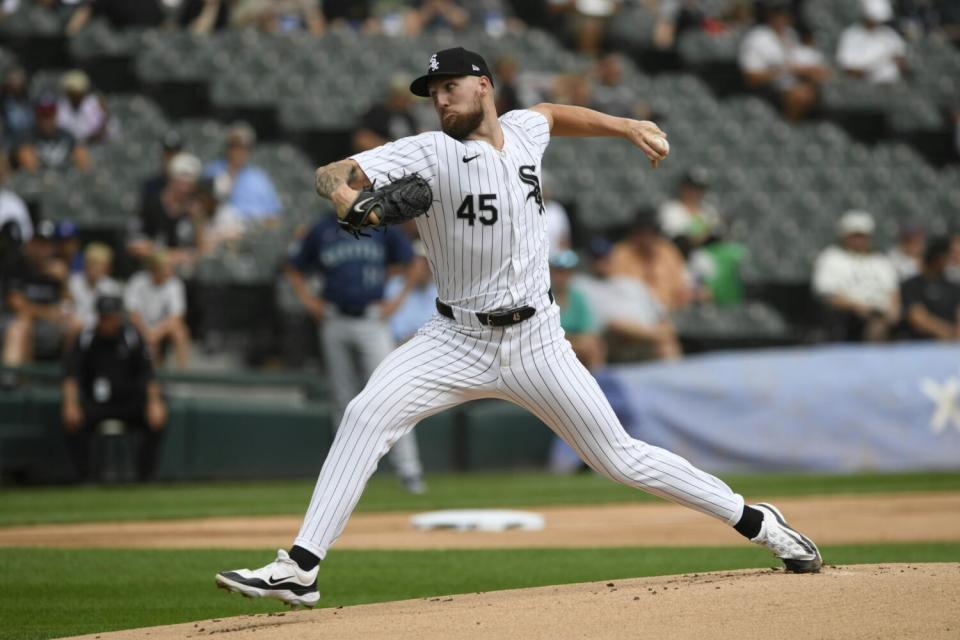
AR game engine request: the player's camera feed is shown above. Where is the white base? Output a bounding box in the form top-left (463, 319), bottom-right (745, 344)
top-left (410, 509), bottom-right (545, 532)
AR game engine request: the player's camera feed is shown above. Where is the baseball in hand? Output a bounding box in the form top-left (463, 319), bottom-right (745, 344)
top-left (652, 136), bottom-right (669, 156)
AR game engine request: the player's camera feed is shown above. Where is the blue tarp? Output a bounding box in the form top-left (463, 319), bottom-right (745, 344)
top-left (603, 343), bottom-right (960, 473)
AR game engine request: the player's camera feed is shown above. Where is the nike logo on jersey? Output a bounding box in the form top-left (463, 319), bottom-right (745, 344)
top-left (462, 154), bottom-right (480, 163)
top-left (267, 574), bottom-right (296, 585)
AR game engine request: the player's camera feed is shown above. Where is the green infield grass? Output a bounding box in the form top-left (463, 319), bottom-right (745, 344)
top-left (1, 470), bottom-right (959, 527)
top-left (1, 544), bottom-right (958, 640)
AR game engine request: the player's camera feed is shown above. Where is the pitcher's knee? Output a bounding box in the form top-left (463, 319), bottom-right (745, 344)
top-left (591, 439), bottom-right (653, 487)
top-left (340, 392), bottom-right (394, 432)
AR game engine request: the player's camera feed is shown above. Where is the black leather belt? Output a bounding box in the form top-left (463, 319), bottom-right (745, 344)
top-left (335, 305), bottom-right (368, 317)
top-left (436, 290), bottom-right (554, 327)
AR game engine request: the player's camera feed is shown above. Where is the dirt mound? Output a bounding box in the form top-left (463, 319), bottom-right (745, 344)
top-left (4, 492), bottom-right (958, 550)
top-left (66, 564), bottom-right (960, 640)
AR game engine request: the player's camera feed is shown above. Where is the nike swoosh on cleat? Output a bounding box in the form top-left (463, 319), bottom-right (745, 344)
top-left (462, 154), bottom-right (480, 163)
top-left (268, 574), bottom-right (297, 585)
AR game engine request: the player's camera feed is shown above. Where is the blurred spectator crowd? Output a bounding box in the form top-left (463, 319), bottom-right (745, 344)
top-left (1, 0), bottom-right (959, 388)
top-left (1, 114), bottom-right (290, 379)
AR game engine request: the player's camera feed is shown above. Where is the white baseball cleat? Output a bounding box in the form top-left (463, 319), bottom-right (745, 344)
top-left (215, 549), bottom-right (320, 608)
top-left (750, 503), bottom-right (823, 573)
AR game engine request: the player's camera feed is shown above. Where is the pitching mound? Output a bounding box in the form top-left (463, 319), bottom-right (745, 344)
top-left (68, 564), bottom-right (960, 640)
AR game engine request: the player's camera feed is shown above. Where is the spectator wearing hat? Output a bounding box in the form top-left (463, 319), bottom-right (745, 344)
top-left (608, 209), bottom-right (694, 311)
top-left (1, 220), bottom-right (71, 371)
top-left (813, 210), bottom-right (900, 342)
top-left (551, 249), bottom-right (605, 370)
top-left (56, 70), bottom-right (114, 145)
top-left (657, 167), bottom-right (723, 256)
top-left (203, 122), bottom-right (282, 224)
top-left (574, 237), bottom-right (681, 362)
top-left (0, 154), bottom-right (32, 244)
top-left (124, 251), bottom-right (190, 369)
top-left (353, 77), bottom-right (422, 153)
top-left (837, 0), bottom-right (908, 84)
top-left (66, 242), bottom-right (122, 343)
top-left (13, 95), bottom-right (90, 172)
top-left (887, 222), bottom-right (926, 281)
top-left (1, 66), bottom-right (33, 141)
top-left (128, 151), bottom-right (206, 267)
top-left (62, 294), bottom-right (167, 483)
top-left (739, 0), bottom-right (829, 121)
top-left (137, 131), bottom-right (184, 228)
top-left (53, 220), bottom-right (84, 275)
top-left (900, 238), bottom-right (960, 341)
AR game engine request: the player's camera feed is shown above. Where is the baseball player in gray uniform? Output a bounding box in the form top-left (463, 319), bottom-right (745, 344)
top-left (216, 47), bottom-right (821, 608)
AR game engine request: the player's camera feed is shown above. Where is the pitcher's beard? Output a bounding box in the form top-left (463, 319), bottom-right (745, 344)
top-left (440, 100), bottom-right (485, 140)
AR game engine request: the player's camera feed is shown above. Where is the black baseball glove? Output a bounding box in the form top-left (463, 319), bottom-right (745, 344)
top-left (339, 174), bottom-right (433, 238)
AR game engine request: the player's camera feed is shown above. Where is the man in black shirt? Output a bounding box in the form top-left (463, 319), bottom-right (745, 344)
top-left (127, 151), bottom-right (203, 266)
top-left (139, 131), bottom-right (183, 210)
top-left (62, 295), bottom-right (167, 482)
top-left (13, 96), bottom-right (90, 173)
top-left (901, 237), bottom-right (960, 340)
top-left (2, 221), bottom-right (69, 371)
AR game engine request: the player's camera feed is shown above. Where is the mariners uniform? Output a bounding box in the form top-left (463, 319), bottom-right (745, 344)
top-left (288, 216), bottom-right (424, 489)
top-left (216, 47), bottom-right (821, 607)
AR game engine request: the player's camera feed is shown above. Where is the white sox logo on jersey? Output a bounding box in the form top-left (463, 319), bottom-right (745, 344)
top-left (518, 165), bottom-right (544, 214)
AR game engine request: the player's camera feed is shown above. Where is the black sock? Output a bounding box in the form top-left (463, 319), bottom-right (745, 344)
top-left (733, 505), bottom-right (764, 539)
top-left (289, 545), bottom-right (320, 572)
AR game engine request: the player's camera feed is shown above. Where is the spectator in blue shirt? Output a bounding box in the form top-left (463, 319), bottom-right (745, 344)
top-left (285, 213), bottom-right (426, 493)
top-left (384, 240), bottom-right (437, 344)
top-left (204, 122), bottom-right (282, 223)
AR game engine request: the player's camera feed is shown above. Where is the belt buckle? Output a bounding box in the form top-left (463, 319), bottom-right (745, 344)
top-left (488, 307), bottom-right (525, 327)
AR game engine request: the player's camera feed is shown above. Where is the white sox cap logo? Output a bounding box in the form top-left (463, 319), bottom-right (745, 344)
top-left (429, 54), bottom-right (439, 71)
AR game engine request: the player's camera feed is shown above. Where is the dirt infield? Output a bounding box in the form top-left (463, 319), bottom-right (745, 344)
top-left (65, 564), bottom-right (960, 640)
top-left (2, 492), bottom-right (958, 550)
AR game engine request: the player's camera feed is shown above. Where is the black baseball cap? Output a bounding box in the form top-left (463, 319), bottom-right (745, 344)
top-left (410, 47), bottom-right (494, 97)
top-left (96, 294), bottom-right (124, 316)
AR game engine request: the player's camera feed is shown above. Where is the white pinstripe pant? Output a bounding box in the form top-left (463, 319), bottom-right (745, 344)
top-left (295, 303), bottom-right (745, 558)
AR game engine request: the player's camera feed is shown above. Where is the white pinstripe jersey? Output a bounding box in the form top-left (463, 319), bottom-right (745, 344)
top-left (351, 109), bottom-right (551, 312)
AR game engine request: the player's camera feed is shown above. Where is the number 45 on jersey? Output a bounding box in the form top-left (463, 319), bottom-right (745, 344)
top-left (456, 194), bottom-right (499, 226)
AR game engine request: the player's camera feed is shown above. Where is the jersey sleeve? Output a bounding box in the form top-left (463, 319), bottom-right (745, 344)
top-left (501, 109), bottom-right (551, 158)
top-left (350, 133), bottom-right (439, 188)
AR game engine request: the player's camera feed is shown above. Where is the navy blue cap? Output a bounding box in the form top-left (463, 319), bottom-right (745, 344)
top-left (96, 294), bottom-right (123, 316)
top-left (410, 47), bottom-right (494, 97)
top-left (55, 220), bottom-right (78, 239)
